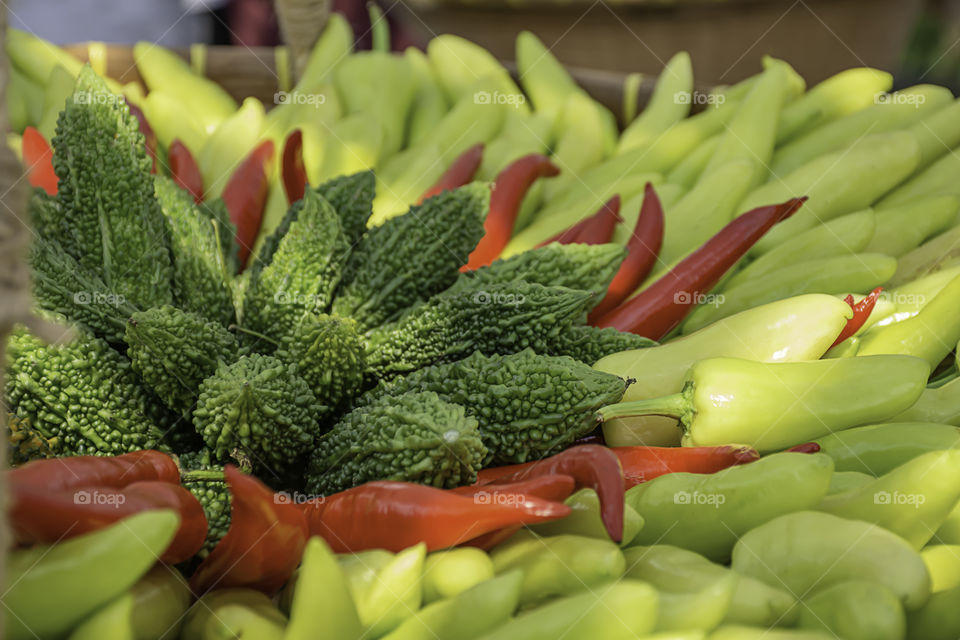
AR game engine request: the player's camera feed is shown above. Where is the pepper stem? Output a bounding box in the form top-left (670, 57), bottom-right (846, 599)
top-left (595, 392), bottom-right (689, 422)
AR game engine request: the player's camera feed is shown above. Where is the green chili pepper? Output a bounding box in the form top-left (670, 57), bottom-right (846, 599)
top-left (935, 500), bottom-right (960, 545)
top-left (865, 195), bottom-right (959, 257)
top-left (128, 566), bottom-right (191, 640)
top-left (796, 581), bottom-right (906, 640)
top-left (891, 378), bottom-right (960, 426)
top-left (182, 588), bottom-right (287, 640)
top-left (543, 92), bottom-right (616, 201)
top-left (423, 548), bottom-right (495, 604)
top-left (776, 67), bottom-right (893, 144)
top-left (685, 253), bottom-right (897, 332)
top-left (732, 511), bottom-right (931, 610)
top-left (727, 575), bottom-right (799, 629)
top-left (515, 30), bottom-right (581, 115)
top-left (427, 34), bottom-right (524, 108)
top-left (907, 97), bottom-right (960, 170)
top-left (68, 593), bottom-right (135, 640)
top-left (827, 470), bottom-right (873, 495)
top-left (4, 510), bottom-right (179, 640)
top-left (921, 545), bottom-right (960, 593)
top-left (890, 224), bottom-right (960, 288)
top-left (618, 51), bottom-right (693, 153)
top-left (624, 453), bottom-right (833, 561)
top-left (770, 84), bottom-right (951, 177)
top-left (856, 274), bottom-right (960, 367)
top-left (382, 571), bottom-right (522, 640)
top-left (819, 449), bottom-right (960, 548)
top-left (415, 76), bottom-right (509, 162)
top-left (874, 265), bottom-right (960, 325)
top-left (475, 581), bottom-right (658, 640)
top-left (140, 91), bottom-right (207, 156)
top-left (337, 543), bottom-right (425, 638)
top-left (197, 97), bottom-right (265, 200)
top-left (814, 422), bottom-right (960, 475)
top-left (623, 546), bottom-right (736, 632)
top-left (529, 489), bottom-right (644, 546)
top-left (404, 47), bottom-right (450, 148)
top-left (282, 537), bottom-right (363, 640)
top-left (742, 131), bottom-right (921, 254)
top-left (878, 143), bottom-right (960, 209)
top-left (37, 64), bottom-right (76, 140)
top-left (724, 209), bottom-right (877, 290)
top-left (666, 135), bottom-right (720, 189)
top-left (599, 355), bottom-right (929, 453)
top-left (295, 13), bottom-right (353, 89)
top-left (906, 582), bottom-right (960, 640)
top-left (595, 294), bottom-right (851, 446)
top-left (490, 533), bottom-right (625, 606)
top-left (478, 111), bottom-right (552, 182)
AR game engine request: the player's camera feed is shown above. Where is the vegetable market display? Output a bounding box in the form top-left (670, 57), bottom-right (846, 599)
top-left (4, 12), bottom-right (960, 640)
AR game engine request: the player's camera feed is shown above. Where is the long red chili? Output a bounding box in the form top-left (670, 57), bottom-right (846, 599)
top-left (786, 442), bottom-right (822, 454)
top-left (8, 450), bottom-right (180, 493)
top-left (611, 445), bottom-right (759, 489)
top-left (222, 139), bottom-right (275, 268)
top-left (21, 126), bottom-right (58, 196)
top-left (9, 481), bottom-right (207, 564)
top-left (419, 143), bottom-right (484, 204)
top-left (168, 139), bottom-right (204, 203)
top-left (450, 474), bottom-right (576, 503)
top-left (462, 154), bottom-right (560, 271)
top-left (594, 197), bottom-right (807, 339)
top-left (830, 287), bottom-right (883, 348)
top-left (589, 183), bottom-right (665, 321)
top-left (537, 196), bottom-right (621, 247)
top-left (478, 445), bottom-right (624, 542)
top-left (190, 465), bottom-right (308, 595)
top-left (127, 103), bottom-right (158, 174)
top-left (301, 481), bottom-right (571, 553)
top-left (282, 129), bottom-right (307, 205)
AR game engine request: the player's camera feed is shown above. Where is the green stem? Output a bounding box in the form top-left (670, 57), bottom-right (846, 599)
top-left (181, 469), bottom-right (225, 482)
top-left (368, 3), bottom-right (391, 53)
top-left (596, 393), bottom-right (689, 422)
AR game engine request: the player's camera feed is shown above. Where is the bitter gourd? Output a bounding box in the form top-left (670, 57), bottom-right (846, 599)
top-left (305, 391), bottom-right (486, 494)
top-left (363, 282), bottom-right (595, 378)
top-left (5, 322), bottom-right (167, 457)
top-left (124, 305), bottom-right (239, 417)
top-left (51, 66), bottom-right (173, 309)
top-left (192, 354), bottom-right (321, 472)
top-left (332, 183), bottom-right (489, 331)
top-left (241, 190), bottom-right (350, 348)
top-left (154, 176), bottom-right (235, 326)
top-left (179, 449), bottom-right (231, 558)
top-left (361, 349), bottom-right (626, 464)
top-left (274, 313), bottom-right (365, 418)
top-left (547, 325), bottom-right (656, 365)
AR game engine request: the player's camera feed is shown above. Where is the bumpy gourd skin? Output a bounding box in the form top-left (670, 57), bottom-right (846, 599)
top-left (547, 325), bottom-right (657, 365)
top-left (332, 183), bottom-right (489, 331)
top-left (274, 313), bottom-right (365, 419)
top-left (154, 176), bottom-right (236, 327)
top-left (192, 354), bottom-right (321, 472)
top-left (51, 66), bottom-right (173, 310)
top-left (125, 305), bottom-right (239, 417)
top-left (179, 449), bottom-right (231, 558)
top-left (29, 236), bottom-right (139, 345)
top-left (305, 391), bottom-right (486, 494)
top-left (5, 324), bottom-right (167, 457)
top-left (363, 349), bottom-right (627, 464)
top-left (448, 243), bottom-right (626, 301)
top-left (241, 190), bottom-right (350, 346)
top-left (364, 282), bottom-right (595, 379)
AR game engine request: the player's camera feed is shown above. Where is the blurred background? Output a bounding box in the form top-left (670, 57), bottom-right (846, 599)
top-left (8, 0), bottom-right (960, 89)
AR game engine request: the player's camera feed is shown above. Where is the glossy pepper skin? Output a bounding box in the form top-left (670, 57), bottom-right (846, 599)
top-left (598, 355), bottom-right (930, 453)
top-left (168, 139), bottom-right (204, 203)
top-left (612, 444), bottom-right (759, 488)
top-left (21, 125), bottom-right (57, 195)
top-left (889, 377), bottom-right (960, 426)
top-left (814, 422), bottom-right (960, 475)
top-left (418, 143), bottom-right (484, 203)
top-left (283, 537), bottom-right (362, 640)
top-left (593, 294), bottom-right (852, 446)
top-left (8, 449), bottom-right (179, 491)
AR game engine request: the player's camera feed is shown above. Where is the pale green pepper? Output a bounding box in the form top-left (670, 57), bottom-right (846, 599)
top-left (731, 511), bottom-right (931, 610)
top-left (478, 110), bottom-right (552, 182)
top-left (404, 47), bottom-right (450, 148)
top-left (543, 92), bottom-right (616, 200)
top-left (415, 75), bottom-right (509, 161)
top-left (710, 627), bottom-right (834, 640)
top-left (594, 294), bottom-right (852, 446)
top-left (182, 589), bottom-right (286, 640)
top-left (369, 143), bottom-right (442, 225)
top-left (337, 543), bottom-right (425, 638)
top-left (422, 548), bottom-right (494, 604)
top-left (283, 537), bottom-right (363, 640)
top-left (723, 208), bottom-right (877, 290)
top-left (864, 195), bottom-right (959, 257)
top-left (37, 64), bottom-right (76, 140)
top-left (874, 264), bottom-right (960, 324)
top-left (599, 356), bottom-right (930, 452)
top-left (198, 97), bottom-right (265, 199)
top-left (921, 545), bottom-right (960, 593)
top-left (906, 582), bottom-right (960, 640)
top-left (618, 51), bottom-right (693, 153)
top-left (796, 581), bottom-right (906, 640)
top-left (529, 488), bottom-right (644, 546)
top-left (815, 422), bottom-right (960, 474)
top-left (827, 470), bottom-right (874, 495)
top-left (427, 34), bottom-right (522, 107)
top-left (665, 135), bottom-right (721, 189)
top-left (68, 593), bottom-right (135, 640)
top-left (295, 13), bottom-right (354, 88)
top-left (515, 30), bottom-right (582, 115)
top-left (888, 224), bottom-right (960, 287)
top-left (907, 97), bottom-right (960, 170)
top-left (7, 28), bottom-right (84, 83)
top-left (889, 377), bottom-right (960, 426)
top-left (878, 143), bottom-right (960, 209)
top-left (320, 115), bottom-right (384, 186)
top-left (819, 449), bottom-right (960, 548)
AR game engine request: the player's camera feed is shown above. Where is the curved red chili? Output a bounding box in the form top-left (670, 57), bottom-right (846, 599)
top-left (450, 474), bottom-right (576, 503)
top-left (222, 140), bottom-right (275, 268)
top-left (127, 103), bottom-right (158, 174)
top-left (8, 450), bottom-right (180, 493)
top-left (612, 444), bottom-right (760, 489)
top-left (282, 129), bottom-right (307, 205)
top-left (419, 143), bottom-right (484, 204)
top-left (168, 139), bottom-right (204, 203)
top-left (830, 287), bottom-right (883, 348)
top-left (538, 195), bottom-right (621, 247)
top-left (786, 442), bottom-right (822, 454)
top-left (21, 126), bottom-right (57, 196)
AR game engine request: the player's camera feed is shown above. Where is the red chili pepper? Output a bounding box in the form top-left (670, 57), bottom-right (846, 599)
top-left (222, 140), bottom-right (275, 268)
top-left (302, 481), bottom-right (571, 553)
top-left (594, 197), bottom-right (807, 339)
top-left (460, 525), bottom-right (523, 551)
top-left (21, 126), bottom-right (58, 196)
top-left (127, 103), bottom-right (158, 174)
top-left (478, 445), bottom-right (625, 543)
top-left (611, 445), bottom-right (760, 489)
top-left (282, 129), bottom-right (307, 205)
top-left (191, 466), bottom-right (307, 595)
top-left (786, 442), bottom-right (822, 454)
top-left (8, 450), bottom-right (180, 493)
top-left (589, 183), bottom-right (665, 322)
top-left (536, 196), bottom-right (621, 248)
top-left (418, 143), bottom-right (484, 204)
top-left (830, 287), bottom-right (883, 348)
top-left (168, 139), bottom-right (204, 204)
top-left (462, 154), bottom-right (560, 271)
top-left (450, 474), bottom-right (576, 503)
top-left (10, 481), bottom-right (206, 564)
